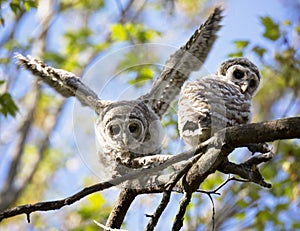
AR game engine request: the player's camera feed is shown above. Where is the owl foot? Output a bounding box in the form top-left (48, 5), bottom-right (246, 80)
top-left (246, 142), bottom-right (272, 154)
top-left (219, 152), bottom-right (274, 188)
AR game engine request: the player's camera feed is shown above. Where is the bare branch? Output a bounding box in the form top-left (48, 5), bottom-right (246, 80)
top-left (145, 191), bottom-right (171, 231)
top-left (172, 193), bottom-right (192, 231)
top-left (0, 180), bottom-right (112, 222)
top-left (218, 153), bottom-right (274, 188)
top-left (0, 82), bottom-right (40, 211)
top-left (197, 176), bottom-right (249, 195)
top-left (106, 189), bottom-right (139, 228)
top-left (0, 117), bottom-right (299, 224)
top-left (144, 149), bottom-right (209, 231)
top-left (224, 117), bottom-right (300, 146)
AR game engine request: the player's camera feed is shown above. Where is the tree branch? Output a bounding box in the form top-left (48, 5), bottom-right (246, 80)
top-left (218, 153), bottom-right (274, 188)
top-left (106, 188), bottom-right (139, 228)
top-left (172, 193), bottom-right (192, 231)
top-left (225, 117), bottom-right (300, 145)
top-left (0, 117), bottom-right (299, 224)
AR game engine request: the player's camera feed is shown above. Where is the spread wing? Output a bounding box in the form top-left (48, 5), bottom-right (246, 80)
top-left (15, 53), bottom-right (107, 113)
top-left (141, 7), bottom-right (223, 118)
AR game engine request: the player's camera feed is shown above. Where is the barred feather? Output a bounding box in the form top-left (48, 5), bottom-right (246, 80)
top-left (15, 53), bottom-right (105, 113)
top-left (142, 7), bottom-right (223, 118)
top-left (178, 58), bottom-right (261, 148)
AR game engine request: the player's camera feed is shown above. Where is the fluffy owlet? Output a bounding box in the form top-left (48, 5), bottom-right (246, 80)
top-left (178, 57), bottom-right (261, 148)
top-left (16, 7), bottom-right (223, 175)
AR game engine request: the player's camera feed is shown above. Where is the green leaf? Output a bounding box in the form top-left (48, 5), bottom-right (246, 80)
top-left (0, 92), bottom-right (19, 117)
top-left (110, 24), bottom-right (127, 41)
top-left (295, 26), bottom-right (300, 35)
top-left (127, 66), bottom-right (154, 87)
top-left (0, 17), bottom-right (4, 26)
top-left (235, 212), bottom-right (246, 220)
top-left (78, 193), bottom-right (106, 219)
top-left (283, 20), bottom-right (291, 26)
top-left (252, 45), bottom-right (266, 58)
top-left (24, 0), bottom-right (38, 11)
top-left (234, 40), bottom-right (249, 49)
top-left (260, 16), bottom-right (280, 41)
top-left (228, 51), bottom-right (243, 58)
top-left (110, 23), bottom-right (159, 43)
top-left (10, 1), bottom-right (21, 14)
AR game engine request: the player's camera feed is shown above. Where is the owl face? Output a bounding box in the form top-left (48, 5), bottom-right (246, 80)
top-left (217, 58), bottom-right (261, 97)
top-left (95, 100), bottom-right (162, 156)
top-left (225, 64), bottom-right (260, 96)
top-left (104, 115), bottom-right (146, 150)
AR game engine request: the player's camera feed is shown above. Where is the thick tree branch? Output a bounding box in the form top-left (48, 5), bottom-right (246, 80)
top-left (225, 117), bottom-right (300, 145)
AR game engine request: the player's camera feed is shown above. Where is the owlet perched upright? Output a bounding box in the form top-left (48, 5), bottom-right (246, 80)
top-left (178, 57), bottom-right (261, 148)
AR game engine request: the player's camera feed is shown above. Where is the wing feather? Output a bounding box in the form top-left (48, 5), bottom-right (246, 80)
top-left (142, 7), bottom-right (223, 118)
top-left (15, 53), bottom-right (106, 113)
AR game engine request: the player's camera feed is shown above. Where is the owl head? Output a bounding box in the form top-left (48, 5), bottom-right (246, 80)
top-left (95, 100), bottom-right (163, 156)
top-left (217, 58), bottom-right (261, 97)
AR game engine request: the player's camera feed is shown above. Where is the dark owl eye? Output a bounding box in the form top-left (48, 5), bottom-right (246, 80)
top-left (249, 79), bottom-right (256, 88)
top-left (109, 125), bottom-right (120, 135)
top-left (233, 69), bottom-right (244, 79)
top-left (128, 123), bottom-right (139, 133)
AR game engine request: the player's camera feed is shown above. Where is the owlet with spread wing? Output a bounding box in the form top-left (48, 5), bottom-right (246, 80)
top-left (16, 7), bottom-right (223, 175)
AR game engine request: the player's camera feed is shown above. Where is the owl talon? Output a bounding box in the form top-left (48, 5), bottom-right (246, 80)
top-left (247, 143), bottom-right (272, 154)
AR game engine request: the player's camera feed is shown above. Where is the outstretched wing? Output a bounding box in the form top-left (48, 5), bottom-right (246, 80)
top-left (141, 7), bottom-right (223, 118)
top-left (15, 53), bottom-right (107, 113)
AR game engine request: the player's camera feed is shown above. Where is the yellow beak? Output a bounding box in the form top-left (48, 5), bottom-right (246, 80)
top-left (122, 136), bottom-right (128, 146)
top-left (241, 84), bottom-right (248, 93)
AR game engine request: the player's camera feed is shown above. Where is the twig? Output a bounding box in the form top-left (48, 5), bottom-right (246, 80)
top-left (172, 193), bottom-right (192, 231)
top-left (0, 149), bottom-right (196, 223)
top-left (106, 188), bottom-right (139, 228)
top-left (94, 220), bottom-right (128, 231)
top-left (207, 193), bottom-right (216, 231)
top-left (197, 176), bottom-right (250, 231)
top-left (197, 176), bottom-right (250, 195)
top-left (144, 191), bottom-right (172, 231)
top-left (0, 181), bottom-right (114, 222)
top-left (145, 151), bottom-right (205, 231)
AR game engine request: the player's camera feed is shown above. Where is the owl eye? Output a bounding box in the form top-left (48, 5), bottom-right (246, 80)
top-left (128, 123), bottom-right (140, 133)
top-left (249, 79), bottom-right (256, 88)
top-left (109, 125), bottom-right (120, 136)
top-left (233, 69), bottom-right (244, 79)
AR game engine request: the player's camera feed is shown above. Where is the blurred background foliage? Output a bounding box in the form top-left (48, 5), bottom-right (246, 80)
top-left (0, 0), bottom-right (299, 230)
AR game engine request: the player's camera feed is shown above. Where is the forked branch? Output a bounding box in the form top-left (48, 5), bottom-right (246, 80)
top-left (0, 117), bottom-right (299, 228)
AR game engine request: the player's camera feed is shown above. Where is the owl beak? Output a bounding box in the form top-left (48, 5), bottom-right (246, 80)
top-left (122, 136), bottom-right (128, 146)
top-left (241, 84), bottom-right (248, 93)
